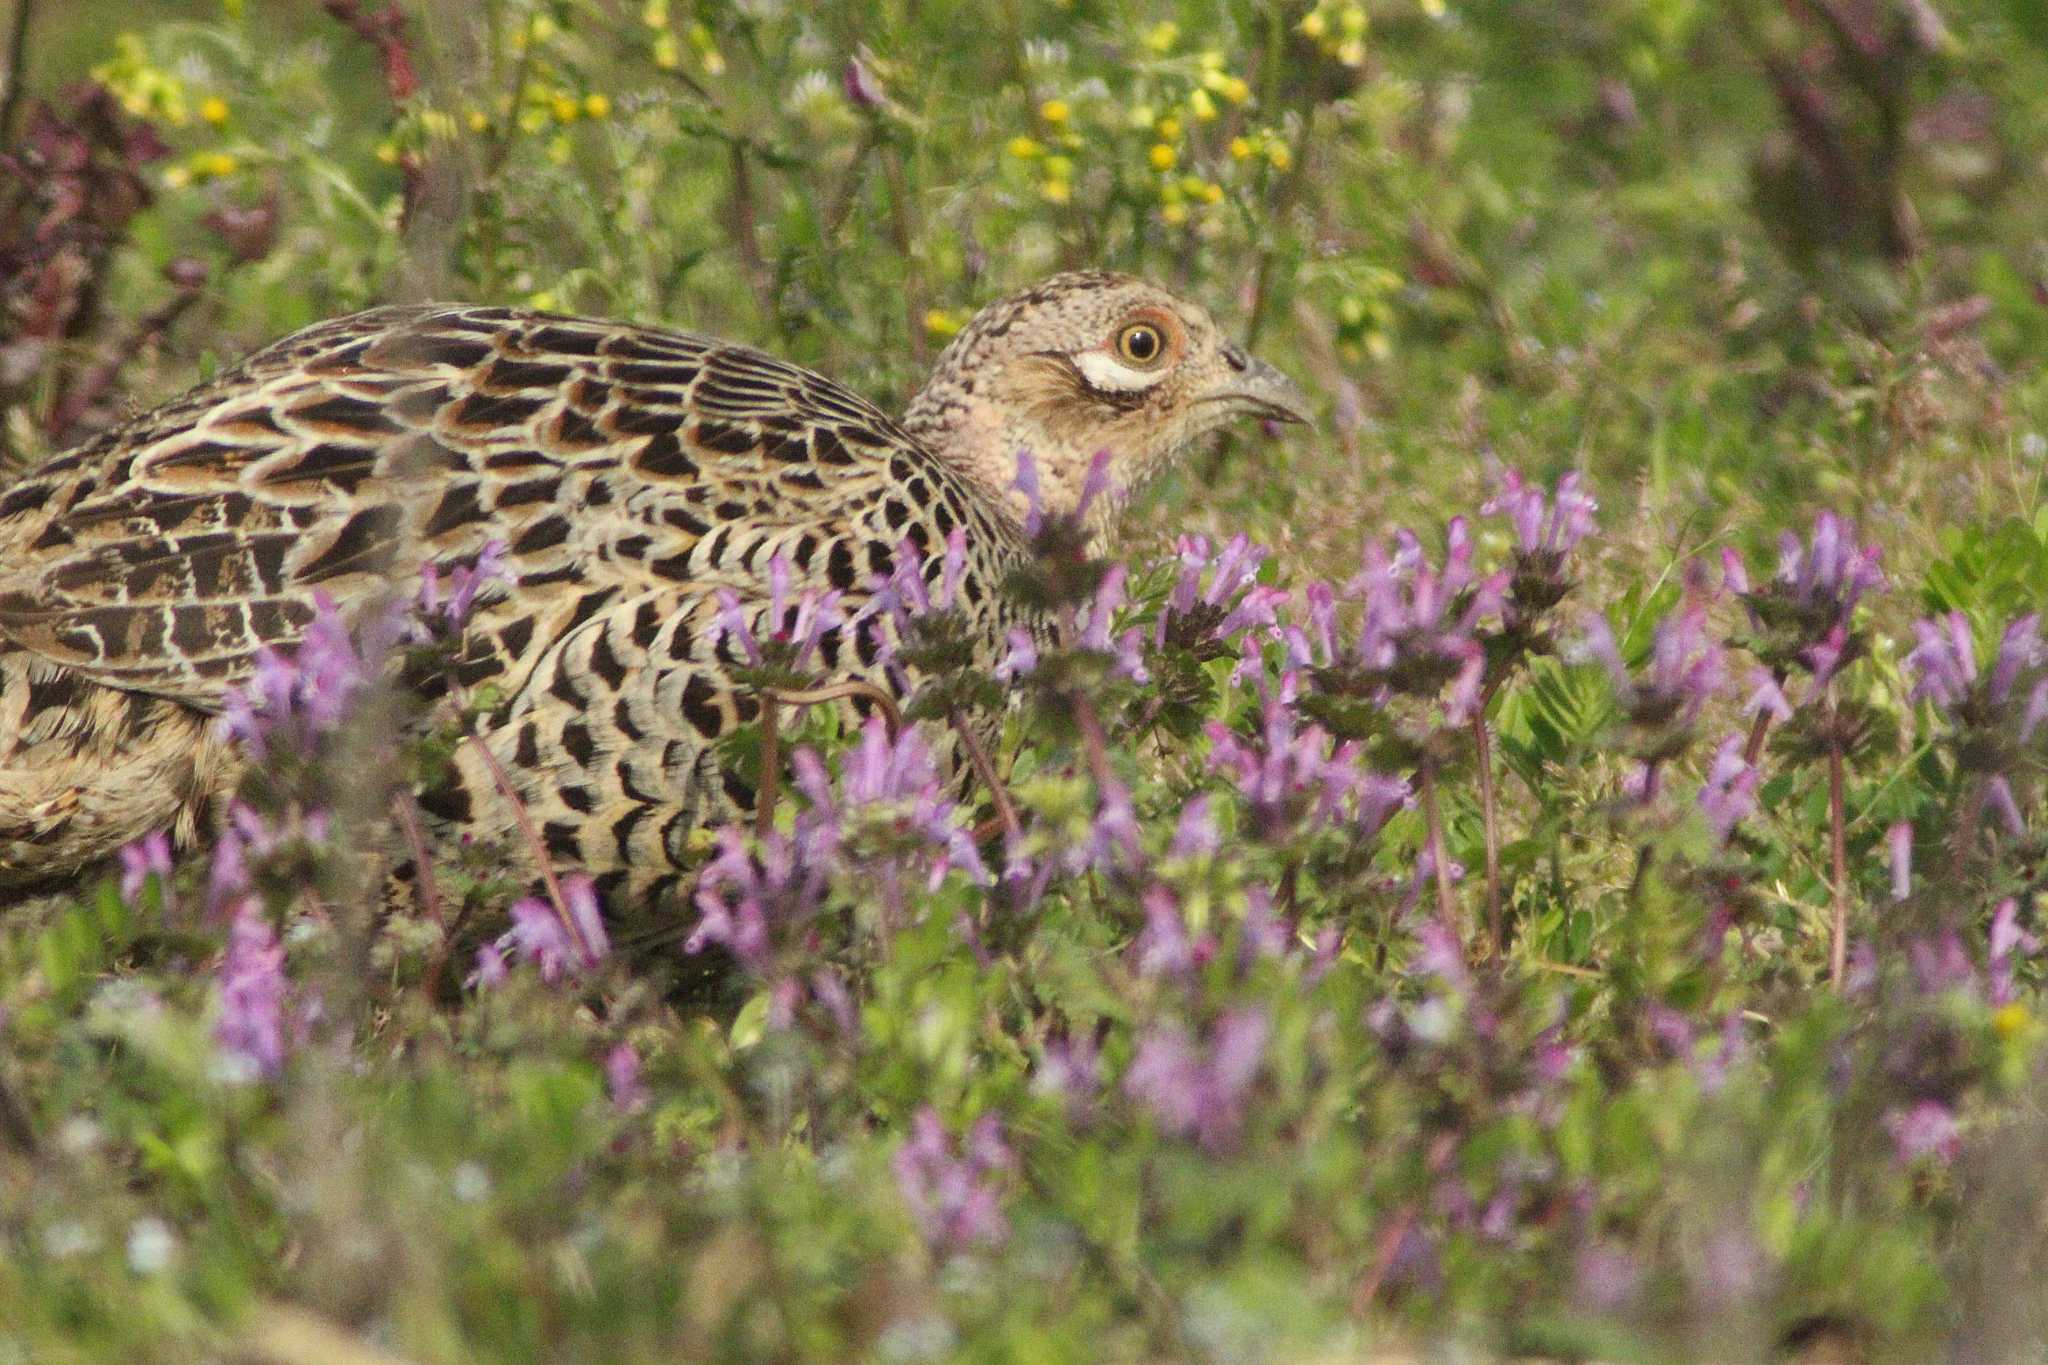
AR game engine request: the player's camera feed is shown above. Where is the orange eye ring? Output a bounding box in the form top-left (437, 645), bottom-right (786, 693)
top-left (1115, 321), bottom-right (1168, 367)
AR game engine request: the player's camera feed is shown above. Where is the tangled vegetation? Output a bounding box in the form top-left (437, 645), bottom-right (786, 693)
top-left (4, 0), bottom-right (2048, 1359)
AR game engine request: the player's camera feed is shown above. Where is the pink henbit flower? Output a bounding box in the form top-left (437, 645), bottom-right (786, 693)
top-left (495, 875), bottom-right (608, 985)
top-left (1122, 1008), bottom-right (1271, 1151)
top-left (214, 907), bottom-right (290, 1078)
top-left (1310, 519), bottom-right (1508, 725)
top-left (1883, 1100), bottom-right (1961, 1165)
top-left (1154, 532), bottom-right (1290, 651)
top-left (1696, 735), bottom-right (1761, 845)
top-left (605, 1043), bottom-right (650, 1115)
top-left (119, 831), bottom-right (174, 908)
top-left (892, 1108), bottom-right (1016, 1254)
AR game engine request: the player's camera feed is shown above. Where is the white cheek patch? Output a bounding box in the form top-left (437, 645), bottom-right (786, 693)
top-left (1072, 349), bottom-right (1167, 394)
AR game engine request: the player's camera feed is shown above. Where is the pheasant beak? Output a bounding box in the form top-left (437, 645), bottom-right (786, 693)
top-left (1202, 347), bottom-right (1316, 428)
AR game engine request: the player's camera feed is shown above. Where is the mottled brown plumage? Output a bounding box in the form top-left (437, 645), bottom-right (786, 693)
top-left (0, 271), bottom-right (1309, 906)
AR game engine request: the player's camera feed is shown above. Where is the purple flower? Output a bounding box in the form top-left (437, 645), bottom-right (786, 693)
top-left (606, 1043), bottom-right (649, 1115)
top-left (1697, 735), bottom-right (1760, 844)
top-left (1989, 898), bottom-right (2040, 1004)
top-left (215, 907), bottom-right (289, 1078)
top-left (119, 831), bottom-right (174, 908)
top-left (994, 627), bottom-right (1039, 681)
top-left (469, 942), bottom-right (509, 990)
top-left (1574, 595), bottom-right (1725, 732)
top-left (1408, 919), bottom-right (1468, 990)
top-left (417, 539), bottom-right (511, 628)
top-left (841, 55), bottom-right (885, 110)
top-left (1905, 612), bottom-right (2048, 716)
top-left (1728, 513), bottom-right (1884, 683)
top-left (1154, 533), bottom-right (1290, 650)
top-left (1205, 699), bottom-right (1403, 840)
top-left (1133, 885), bottom-right (1198, 977)
top-left (1483, 468), bottom-right (1597, 560)
top-left (1883, 1099), bottom-right (1960, 1164)
top-left (1888, 821), bottom-right (1913, 901)
top-left (1072, 564), bottom-right (1149, 682)
top-left (708, 553), bottom-right (845, 672)
top-left (496, 877), bottom-right (607, 985)
top-left (1317, 519), bottom-right (1508, 725)
top-left (218, 592), bottom-right (400, 760)
top-left (834, 718), bottom-right (989, 887)
top-left (1036, 1032), bottom-right (1102, 1119)
top-left (687, 824), bottom-right (831, 973)
top-left (1122, 1008), bottom-right (1270, 1150)
top-left (892, 1108), bottom-right (1015, 1254)
top-left (1168, 796), bottom-right (1219, 859)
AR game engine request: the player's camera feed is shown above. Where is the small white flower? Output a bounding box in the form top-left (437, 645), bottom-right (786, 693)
top-left (127, 1218), bottom-right (175, 1274)
top-left (452, 1161), bottom-right (491, 1203)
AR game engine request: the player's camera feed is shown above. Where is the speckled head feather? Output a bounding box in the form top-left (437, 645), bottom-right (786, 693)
top-left (902, 271), bottom-right (1312, 535)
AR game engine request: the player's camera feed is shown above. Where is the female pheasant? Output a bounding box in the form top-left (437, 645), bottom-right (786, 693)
top-left (0, 272), bottom-right (1310, 907)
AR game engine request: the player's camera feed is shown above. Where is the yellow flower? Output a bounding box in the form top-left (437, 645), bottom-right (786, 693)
top-left (1198, 50), bottom-right (1225, 72)
top-left (1220, 76), bottom-right (1251, 104)
top-left (1143, 21), bottom-right (1179, 52)
top-left (551, 92), bottom-right (581, 122)
top-left (1341, 4), bottom-right (1368, 33)
top-left (652, 32), bottom-right (681, 69)
top-left (1148, 142), bottom-right (1177, 171)
top-left (529, 290), bottom-right (558, 311)
top-left (1155, 115), bottom-right (1182, 141)
top-left (163, 165), bottom-right (192, 189)
top-left (372, 142), bottom-right (398, 166)
top-left (420, 108), bottom-right (457, 140)
top-left (641, 0), bottom-right (669, 28)
top-left (1161, 201), bottom-right (1188, 226)
top-left (924, 309), bottom-right (965, 338)
top-left (1127, 104), bottom-right (1155, 131)
top-left (1420, 0), bottom-right (1446, 13)
top-left (1196, 180), bottom-right (1224, 204)
top-left (1266, 142), bottom-right (1293, 171)
top-left (1229, 136), bottom-right (1254, 160)
top-left (1189, 88), bottom-right (1217, 121)
top-left (518, 107), bottom-right (548, 134)
top-left (530, 14), bottom-right (558, 41)
top-left (1366, 332), bottom-right (1392, 361)
top-left (1995, 1003), bottom-right (2029, 1038)
top-left (1043, 154), bottom-right (1073, 179)
top-left (199, 96), bottom-right (230, 127)
top-left (583, 93), bottom-right (612, 120)
top-left (1159, 181), bottom-right (1183, 205)
top-left (1008, 135), bottom-right (1044, 159)
top-left (467, 109), bottom-right (490, 133)
top-left (1299, 11), bottom-right (1328, 39)
top-left (1041, 177), bottom-right (1072, 204)
top-left (1039, 98), bottom-right (1070, 125)
top-left (196, 151), bottom-right (239, 178)
top-left (1336, 39), bottom-right (1366, 66)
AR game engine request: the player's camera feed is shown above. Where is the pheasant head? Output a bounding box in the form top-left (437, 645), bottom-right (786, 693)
top-left (901, 271), bottom-right (1313, 536)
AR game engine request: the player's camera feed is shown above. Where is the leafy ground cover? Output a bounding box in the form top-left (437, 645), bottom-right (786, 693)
top-left (4, 0), bottom-right (2048, 1359)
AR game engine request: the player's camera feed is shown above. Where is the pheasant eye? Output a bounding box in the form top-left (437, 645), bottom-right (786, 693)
top-left (1115, 322), bottom-right (1166, 367)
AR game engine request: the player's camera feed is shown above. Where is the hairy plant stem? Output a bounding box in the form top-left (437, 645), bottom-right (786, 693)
top-left (1827, 738), bottom-right (1849, 991)
top-left (755, 693), bottom-right (780, 840)
top-left (1741, 691), bottom-right (1777, 766)
top-left (948, 705), bottom-right (1020, 838)
top-left (467, 731), bottom-right (591, 959)
top-left (1419, 761), bottom-right (1458, 937)
top-left (1471, 712), bottom-right (1503, 959)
